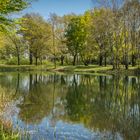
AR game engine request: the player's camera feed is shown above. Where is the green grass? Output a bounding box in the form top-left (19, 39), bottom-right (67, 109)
top-left (0, 124), bottom-right (20, 140)
top-left (55, 65), bottom-right (139, 75)
top-left (0, 64), bottom-right (53, 72)
top-left (0, 64), bottom-right (139, 75)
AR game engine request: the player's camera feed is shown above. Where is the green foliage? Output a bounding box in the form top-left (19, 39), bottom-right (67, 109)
top-left (0, 0), bottom-right (29, 14)
top-left (5, 57), bottom-right (29, 65)
top-left (0, 0), bottom-right (30, 31)
top-left (65, 16), bottom-right (89, 65)
top-left (6, 57), bottom-right (18, 65)
top-left (65, 16), bottom-right (87, 55)
top-left (20, 13), bottom-right (51, 65)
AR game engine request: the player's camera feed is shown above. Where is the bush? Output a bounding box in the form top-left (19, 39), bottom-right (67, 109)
top-left (41, 60), bottom-right (54, 66)
top-left (0, 59), bottom-right (7, 64)
top-left (6, 57), bottom-right (17, 65)
top-left (20, 58), bottom-right (29, 65)
top-left (5, 57), bottom-right (29, 65)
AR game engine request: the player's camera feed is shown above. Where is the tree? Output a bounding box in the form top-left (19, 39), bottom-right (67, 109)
top-left (79, 11), bottom-right (96, 66)
top-left (7, 29), bottom-right (23, 65)
top-left (91, 8), bottom-right (114, 66)
top-left (122, 0), bottom-right (140, 66)
top-left (54, 14), bottom-right (76, 66)
top-left (20, 13), bottom-right (51, 65)
top-left (49, 13), bottom-right (60, 68)
top-left (65, 16), bottom-right (88, 65)
top-left (0, 23), bottom-right (26, 65)
top-left (0, 32), bottom-right (9, 60)
top-left (0, 0), bottom-right (31, 64)
top-left (48, 14), bottom-right (76, 66)
top-left (91, 0), bottom-right (140, 69)
top-left (0, 0), bottom-right (30, 30)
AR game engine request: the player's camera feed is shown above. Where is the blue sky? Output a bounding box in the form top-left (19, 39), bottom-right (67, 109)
top-left (20, 0), bottom-right (94, 19)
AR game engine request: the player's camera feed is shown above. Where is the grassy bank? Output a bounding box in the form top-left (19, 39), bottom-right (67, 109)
top-left (0, 64), bottom-right (53, 72)
top-left (0, 86), bottom-right (20, 140)
top-left (0, 123), bottom-right (19, 140)
top-left (55, 65), bottom-right (140, 75)
top-left (0, 64), bottom-right (139, 75)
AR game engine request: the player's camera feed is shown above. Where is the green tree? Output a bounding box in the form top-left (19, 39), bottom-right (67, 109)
top-left (91, 8), bottom-right (114, 66)
top-left (80, 11), bottom-right (95, 66)
top-left (21, 13), bottom-right (51, 65)
top-left (0, 0), bottom-right (30, 30)
top-left (65, 16), bottom-right (88, 65)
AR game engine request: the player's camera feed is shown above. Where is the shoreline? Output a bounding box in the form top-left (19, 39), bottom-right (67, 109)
top-left (0, 65), bottom-right (139, 76)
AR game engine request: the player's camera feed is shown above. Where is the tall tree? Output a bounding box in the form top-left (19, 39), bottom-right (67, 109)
top-left (49, 13), bottom-right (59, 68)
top-left (21, 13), bottom-right (51, 65)
top-left (91, 8), bottom-right (114, 67)
top-left (65, 16), bottom-right (88, 65)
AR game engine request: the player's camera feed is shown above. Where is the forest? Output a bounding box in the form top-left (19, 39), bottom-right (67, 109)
top-left (0, 0), bottom-right (139, 71)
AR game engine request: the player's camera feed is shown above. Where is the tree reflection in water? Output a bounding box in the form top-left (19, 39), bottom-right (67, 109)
top-left (0, 73), bottom-right (139, 140)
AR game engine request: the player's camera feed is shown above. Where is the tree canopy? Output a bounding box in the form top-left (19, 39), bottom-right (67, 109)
top-left (0, 0), bottom-right (30, 30)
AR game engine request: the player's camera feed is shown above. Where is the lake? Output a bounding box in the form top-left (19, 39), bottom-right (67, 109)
top-left (0, 72), bottom-right (140, 140)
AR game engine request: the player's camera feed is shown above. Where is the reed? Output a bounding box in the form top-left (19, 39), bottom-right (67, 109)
top-left (0, 86), bottom-right (20, 140)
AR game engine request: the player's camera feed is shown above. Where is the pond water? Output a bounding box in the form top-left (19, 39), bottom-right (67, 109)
top-left (0, 72), bottom-right (140, 140)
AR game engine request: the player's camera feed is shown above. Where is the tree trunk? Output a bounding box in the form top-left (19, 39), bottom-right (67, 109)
top-left (125, 55), bottom-right (129, 70)
top-left (54, 56), bottom-right (56, 68)
top-left (29, 50), bottom-right (33, 65)
top-left (104, 53), bottom-right (107, 67)
top-left (61, 55), bottom-right (64, 66)
top-left (73, 54), bottom-right (77, 66)
top-left (82, 59), bottom-right (88, 66)
top-left (125, 63), bottom-right (128, 70)
top-left (111, 45), bottom-right (115, 69)
top-left (17, 52), bottom-right (20, 65)
top-left (16, 46), bottom-right (20, 65)
top-left (132, 54), bottom-right (136, 66)
top-left (112, 54), bottom-right (115, 70)
top-left (40, 58), bottom-right (43, 65)
top-left (99, 55), bottom-right (103, 66)
top-left (35, 57), bottom-right (38, 66)
top-left (99, 44), bottom-right (103, 66)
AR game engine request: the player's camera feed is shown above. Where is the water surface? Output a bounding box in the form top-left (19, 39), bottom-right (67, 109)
top-left (0, 72), bottom-right (140, 140)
